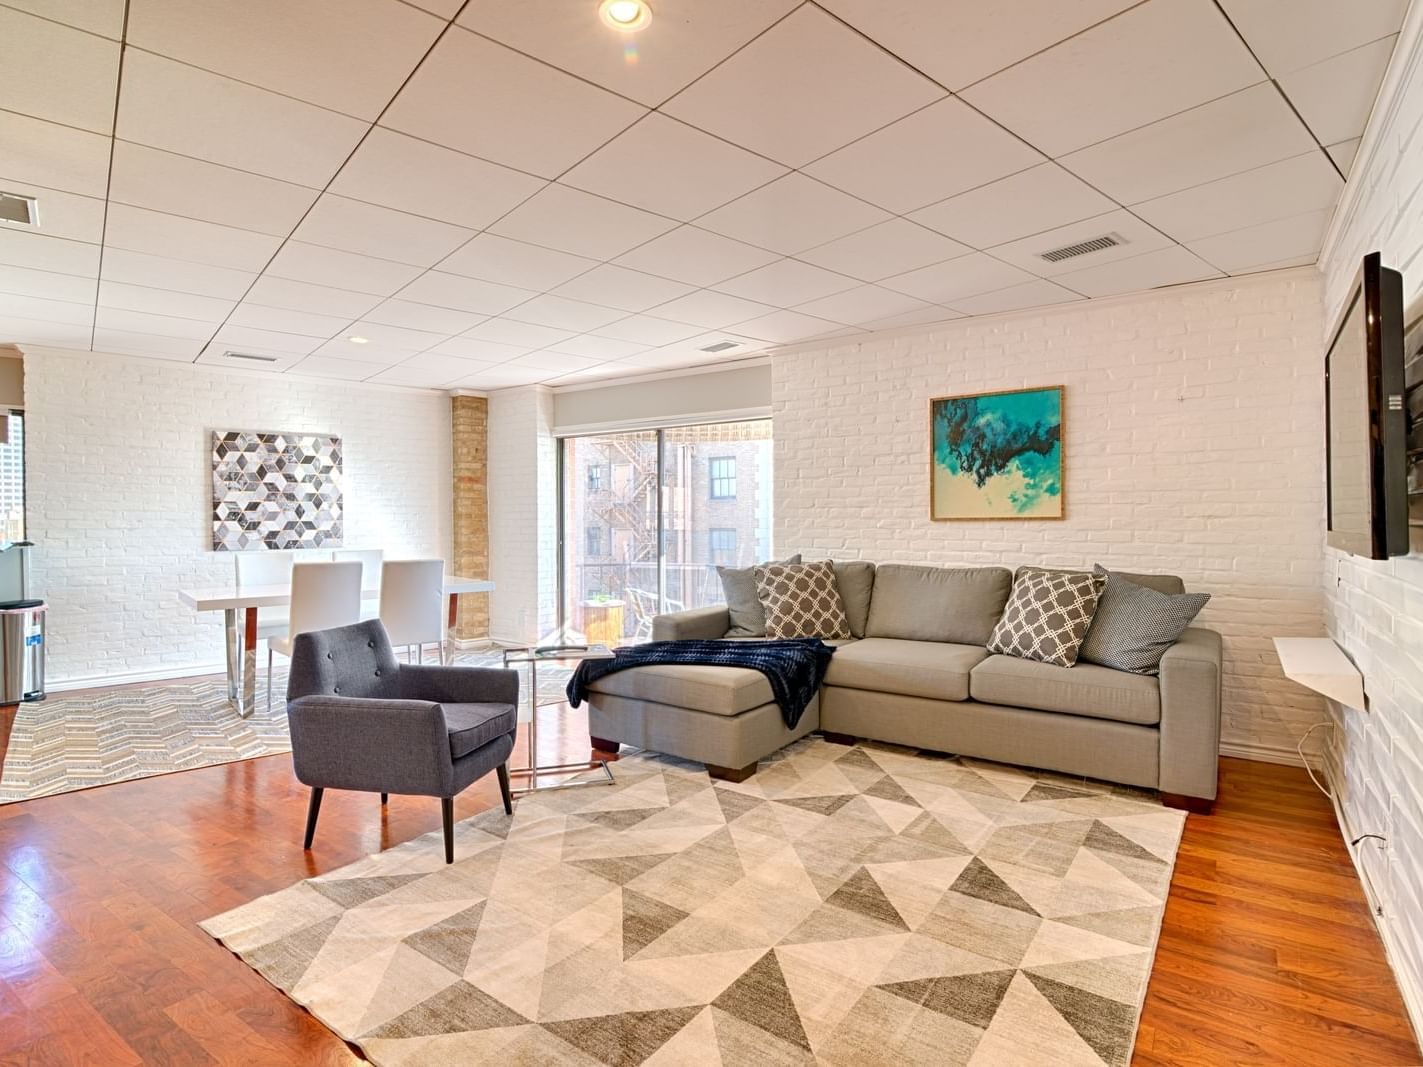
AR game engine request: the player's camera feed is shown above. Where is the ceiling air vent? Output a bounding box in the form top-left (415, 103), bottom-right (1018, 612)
top-left (223, 350), bottom-right (280, 363)
top-left (698, 340), bottom-right (743, 353)
top-left (1039, 233), bottom-right (1123, 263)
top-left (0, 192), bottom-right (38, 226)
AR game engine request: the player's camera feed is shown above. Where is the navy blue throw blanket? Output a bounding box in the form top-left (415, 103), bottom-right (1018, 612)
top-left (566, 639), bottom-right (836, 730)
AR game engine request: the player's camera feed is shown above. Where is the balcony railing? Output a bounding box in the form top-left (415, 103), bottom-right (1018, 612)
top-left (568, 562), bottom-right (725, 640)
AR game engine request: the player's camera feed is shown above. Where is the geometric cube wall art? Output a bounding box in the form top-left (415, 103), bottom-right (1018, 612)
top-left (211, 430), bottom-right (343, 551)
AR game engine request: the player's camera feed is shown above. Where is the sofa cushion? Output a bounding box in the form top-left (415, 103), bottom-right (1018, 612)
top-left (825, 638), bottom-right (988, 702)
top-left (865, 564), bottom-right (1012, 645)
top-left (833, 560), bottom-right (876, 638)
top-left (755, 560), bottom-right (851, 639)
top-left (969, 655), bottom-right (1160, 726)
top-left (443, 702), bottom-right (517, 760)
top-left (585, 663), bottom-right (773, 717)
top-left (719, 554), bottom-right (801, 637)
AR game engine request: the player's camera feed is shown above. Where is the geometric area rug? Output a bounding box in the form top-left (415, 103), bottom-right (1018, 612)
top-left (202, 738), bottom-right (1186, 1066)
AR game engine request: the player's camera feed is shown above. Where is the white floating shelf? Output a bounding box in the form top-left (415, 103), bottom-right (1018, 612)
top-left (1273, 637), bottom-right (1366, 712)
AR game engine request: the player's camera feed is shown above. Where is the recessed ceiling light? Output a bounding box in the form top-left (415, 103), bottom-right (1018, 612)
top-left (599, 0), bottom-right (651, 32)
top-left (348, 335), bottom-right (369, 344)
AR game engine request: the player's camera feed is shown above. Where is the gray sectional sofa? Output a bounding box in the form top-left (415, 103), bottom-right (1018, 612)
top-left (583, 562), bottom-right (1222, 812)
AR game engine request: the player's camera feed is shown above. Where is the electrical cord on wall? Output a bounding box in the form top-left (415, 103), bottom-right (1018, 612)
top-left (1297, 720), bottom-right (1335, 799)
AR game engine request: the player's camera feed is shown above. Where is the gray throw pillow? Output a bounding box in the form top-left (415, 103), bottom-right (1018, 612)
top-left (987, 566), bottom-right (1106, 667)
top-left (1079, 564), bottom-right (1210, 674)
top-left (833, 560), bottom-right (876, 638)
top-left (865, 564), bottom-right (1013, 645)
top-left (719, 554), bottom-right (801, 636)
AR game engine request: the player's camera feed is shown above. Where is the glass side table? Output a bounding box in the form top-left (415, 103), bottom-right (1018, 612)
top-left (501, 644), bottom-right (617, 795)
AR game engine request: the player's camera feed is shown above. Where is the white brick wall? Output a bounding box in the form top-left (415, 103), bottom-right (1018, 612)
top-left (24, 347), bottom-right (451, 685)
top-left (1317, 4), bottom-right (1423, 1032)
top-left (771, 270), bottom-right (1328, 760)
top-left (487, 385), bottom-right (557, 644)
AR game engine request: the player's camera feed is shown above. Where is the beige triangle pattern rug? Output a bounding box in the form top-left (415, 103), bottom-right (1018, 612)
top-left (202, 738), bottom-right (1185, 1066)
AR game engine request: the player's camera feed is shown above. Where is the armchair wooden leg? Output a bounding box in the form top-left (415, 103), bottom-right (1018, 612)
top-left (303, 787), bottom-right (324, 849)
top-left (380, 792), bottom-right (388, 806)
top-left (496, 763), bottom-right (513, 815)
top-left (441, 797), bottom-right (455, 864)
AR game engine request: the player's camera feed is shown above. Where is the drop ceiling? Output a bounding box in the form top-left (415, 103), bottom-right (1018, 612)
top-left (0, 0), bottom-right (1406, 390)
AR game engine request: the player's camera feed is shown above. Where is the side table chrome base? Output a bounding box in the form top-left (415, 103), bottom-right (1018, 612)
top-left (509, 758), bottom-right (615, 796)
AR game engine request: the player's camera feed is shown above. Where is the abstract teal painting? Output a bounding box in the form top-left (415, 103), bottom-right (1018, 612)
top-left (930, 386), bottom-right (1064, 519)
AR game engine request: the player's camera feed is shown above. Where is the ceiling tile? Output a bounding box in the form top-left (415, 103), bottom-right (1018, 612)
top-left (460, 318), bottom-right (574, 350)
top-left (116, 50), bottom-right (368, 188)
top-left (662, 5), bottom-right (944, 168)
top-left (1059, 83), bottom-right (1317, 204)
top-left (730, 309), bottom-right (847, 344)
top-left (613, 226), bottom-right (779, 288)
top-left (988, 209), bottom-right (1172, 277)
top-left (395, 271), bottom-right (537, 316)
top-left (458, 0), bottom-right (799, 107)
top-left (1279, 36), bottom-right (1397, 147)
top-left (796, 219), bottom-right (969, 283)
top-left (962, 0), bottom-right (1263, 157)
top-left (380, 27), bottom-right (645, 179)
top-left (363, 298), bottom-right (487, 335)
top-left (817, 0), bottom-right (1139, 91)
top-left (543, 335), bottom-right (651, 360)
top-left (196, 347), bottom-right (309, 373)
top-left (0, 181), bottom-right (105, 244)
top-left (94, 307), bottom-right (218, 340)
top-left (1186, 208), bottom-right (1333, 274)
top-left (946, 279), bottom-right (1085, 316)
top-left (446, 363), bottom-right (550, 389)
top-left (0, 314), bottom-right (93, 347)
top-left (806, 98), bottom-right (1042, 213)
top-left (857, 305), bottom-right (963, 332)
top-left (619, 347), bottom-right (729, 370)
top-left (0, 112), bottom-right (112, 197)
top-left (286, 356), bottom-right (382, 381)
top-left (341, 320), bottom-right (447, 350)
top-left (489, 184), bottom-right (676, 260)
top-left (544, 362), bottom-right (629, 384)
top-left (698, 174), bottom-right (890, 256)
top-left (0, 8), bottom-right (120, 133)
top-left (881, 252), bottom-right (1034, 303)
top-left (1133, 153), bottom-right (1342, 243)
top-left (244, 276), bottom-right (381, 318)
top-left (229, 302), bottom-right (352, 338)
top-left (311, 336), bottom-right (413, 363)
top-left (792, 285), bottom-right (932, 326)
top-left (102, 203), bottom-right (283, 271)
top-left (327, 127), bottom-right (546, 231)
top-left (712, 258), bottom-right (859, 306)
top-left (562, 113), bottom-right (786, 221)
top-left (266, 242), bottom-right (423, 296)
top-left (594, 315), bottom-right (704, 346)
top-left (92, 328), bottom-right (204, 360)
top-left (5, 0), bottom-right (126, 38)
top-left (1217, 0), bottom-right (1408, 75)
top-left (100, 248), bottom-right (254, 299)
top-left (1052, 245), bottom-right (1222, 297)
top-left (107, 141), bottom-right (320, 237)
top-left (291, 194), bottom-right (475, 267)
top-left (0, 264), bottom-right (97, 302)
top-left (0, 229), bottom-right (99, 276)
top-left (126, 0), bottom-right (445, 119)
top-left (645, 290), bottom-right (777, 330)
top-left (502, 294), bottom-right (625, 333)
top-left (438, 234), bottom-right (598, 291)
top-left (367, 357), bottom-right (482, 388)
top-left (431, 337), bottom-right (528, 362)
top-left (909, 164), bottom-right (1117, 250)
top-left (505, 350), bottom-right (603, 373)
top-left (1327, 138), bottom-right (1362, 176)
top-left (212, 323), bottom-right (323, 356)
top-left (0, 292), bottom-right (93, 325)
top-left (552, 264), bottom-right (695, 314)
top-left (98, 281), bottom-right (237, 321)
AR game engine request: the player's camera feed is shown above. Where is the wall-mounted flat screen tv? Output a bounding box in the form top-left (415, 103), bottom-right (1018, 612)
top-left (1325, 252), bottom-right (1407, 559)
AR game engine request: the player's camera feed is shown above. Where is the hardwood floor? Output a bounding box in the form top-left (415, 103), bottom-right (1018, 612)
top-left (0, 696), bottom-right (1418, 1065)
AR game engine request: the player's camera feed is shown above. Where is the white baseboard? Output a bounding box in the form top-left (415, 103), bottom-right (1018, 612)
top-left (1218, 739), bottom-right (1306, 767)
top-left (47, 660), bottom-right (229, 693)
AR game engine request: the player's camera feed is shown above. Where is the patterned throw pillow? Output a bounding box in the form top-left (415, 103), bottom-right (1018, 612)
top-left (987, 566), bottom-right (1106, 667)
top-left (1078, 564), bottom-right (1211, 674)
top-left (754, 560), bottom-right (852, 639)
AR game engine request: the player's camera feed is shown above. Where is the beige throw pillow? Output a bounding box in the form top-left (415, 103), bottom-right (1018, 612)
top-left (754, 560), bottom-right (851, 639)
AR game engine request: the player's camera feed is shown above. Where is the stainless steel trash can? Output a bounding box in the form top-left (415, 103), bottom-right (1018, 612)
top-left (0, 599), bottom-right (45, 703)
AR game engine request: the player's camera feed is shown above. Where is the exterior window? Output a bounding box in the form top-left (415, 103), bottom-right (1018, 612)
top-left (0, 411), bottom-right (23, 542)
top-left (708, 457), bottom-right (736, 501)
top-left (708, 528), bottom-right (737, 564)
top-left (586, 463), bottom-right (607, 491)
top-left (585, 525), bottom-right (605, 556)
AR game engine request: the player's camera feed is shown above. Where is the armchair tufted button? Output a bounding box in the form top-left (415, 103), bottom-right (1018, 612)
top-left (326, 652), bottom-right (333, 660)
top-left (368, 641), bottom-right (375, 648)
top-left (374, 669), bottom-right (381, 677)
top-left (333, 686), bottom-right (341, 694)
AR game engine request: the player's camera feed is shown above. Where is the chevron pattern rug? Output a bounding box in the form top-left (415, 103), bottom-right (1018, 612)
top-left (203, 737), bottom-right (1185, 1066)
top-left (0, 651), bottom-right (573, 804)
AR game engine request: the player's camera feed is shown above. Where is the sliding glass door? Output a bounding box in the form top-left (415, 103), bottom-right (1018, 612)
top-left (561, 419), bottom-right (772, 641)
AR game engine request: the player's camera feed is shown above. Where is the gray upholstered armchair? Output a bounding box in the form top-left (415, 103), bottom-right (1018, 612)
top-left (285, 620), bottom-right (518, 863)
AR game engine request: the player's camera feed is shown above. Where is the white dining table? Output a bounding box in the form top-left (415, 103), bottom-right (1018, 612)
top-left (178, 575), bottom-right (495, 717)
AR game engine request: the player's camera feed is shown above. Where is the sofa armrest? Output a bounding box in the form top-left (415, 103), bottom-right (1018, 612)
top-left (287, 695), bottom-right (453, 796)
top-left (1157, 627), bottom-right (1222, 801)
top-left (398, 664), bottom-right (518, 706)
top-left (651, 606), bottom-right (730, 641)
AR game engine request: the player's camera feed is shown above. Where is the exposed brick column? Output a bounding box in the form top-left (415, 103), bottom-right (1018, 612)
top-left (451, 394), bottom-right (490, 641)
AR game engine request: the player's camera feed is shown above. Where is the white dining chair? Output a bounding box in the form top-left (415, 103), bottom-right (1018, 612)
top-left (266, 560), bottom-right (364, 711)
top-left (379, 559), bottom-right (447, 664)
top-left (235, 549), bottom-right (333, 639)
top-left (333, 548), bottom-right (385, 620)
